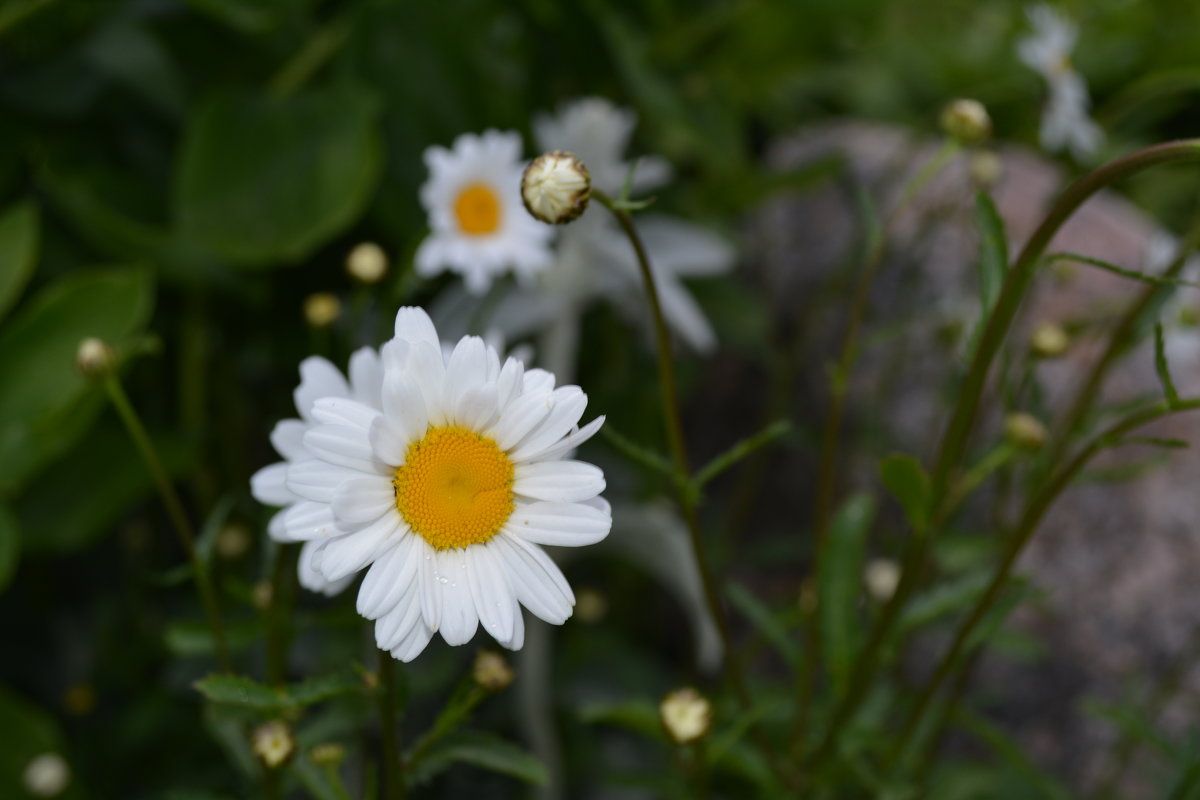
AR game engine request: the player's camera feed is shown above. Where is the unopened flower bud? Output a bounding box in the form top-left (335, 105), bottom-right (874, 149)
top-left (252, 579), bottom-right (274, 611)
top-left (1030, 322), bottom-right (1070, 358)
top-left (23, 753), bottom-right (70, 797)
top-left (346, 242), bottom-right (388, 284)
top-left (473, 650), bottom-right (514, 691)
top-left (215, 522), bottom-right (251, 560)
top-left (310, 743), bottom-right (346, 767)
top-left (253, 720), bottom-right (294, 768)
top-left (575, 587), bottom-right (608, 623)
top-left (76, 338), bottom-right (114, 379)
top-left (303, 292), bottom-right (342, 328)
top-left (660, 688), bottom-right (712, 744)
top-left (522, 151), bottom-right (591, 225)
top-left (1005, 412), bottom-right (1047, 451)
top-left (969, 151), bottom-right (1003, 188)
top-left (940, 99), bottom-right (992, 145)
top-left (864, 558), bottom-right (901, 602)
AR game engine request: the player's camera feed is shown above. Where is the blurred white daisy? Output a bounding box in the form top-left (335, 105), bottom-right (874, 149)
top-left (276, 307), bottom-right (610, 661)
top-left (251, 348), bottom-right (383, 597)
top-left (1017, 4), bottom-right (1103, 160)
top-left (416, 130), bottom-right (554, 294)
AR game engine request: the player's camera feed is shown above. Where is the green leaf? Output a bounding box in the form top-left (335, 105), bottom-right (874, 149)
top-left (84, 21), bottom-right (186, 117)
top-left (176, 86), bottom-right (382, 266)
top-left (0, 268), bottom-right (154, 492)
top-left (897, 569), bottom-right (990, 637)
top-left (0, 684), bottom-right (73, 800)
top-left (578, 699), bottom-right (661, 739)
top-left (819, 493), bottom-right (874, 695)
top-left (0, 503), bottom-right (19, 594)
top-left (975, 192), bottom-right (1007, 313)
top-left (166, 618), bottom-right (264, 657)
top-left (726, 581), bottom-right (801, 665)
top-left (1154, 324), bottom-right (1181, 406)
top-left (408, 730), bottom-right (548, 787)
top-left (1046, 251), bottom-right (1200, 290)
top-left (879, 454), bottom-right (930, 532)
top-left (193, 668), bottom-right (367, 712)
top-left (0, 201), bottom-right (39, 322)
top-left (955, 708), bottom-right (1072, 800)
top-left (694, 419), bottom-right (792, 489)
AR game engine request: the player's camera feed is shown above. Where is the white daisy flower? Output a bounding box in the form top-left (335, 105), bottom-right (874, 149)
top-left (415, 130), bottom-right (554, 294)
top-left (1017, 4), bottom-right (1103, 160)
top-left (250, 348), bottom-right (384, 597)
top-left (276, 307), bottom-right (611, 661)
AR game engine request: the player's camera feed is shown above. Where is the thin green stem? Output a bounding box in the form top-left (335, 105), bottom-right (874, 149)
top-left (268, 18), bottom-right (351, 100)
top-left (103, 374), bottom-right (232, 671)
top-left (594, 190), bottom-right (793, 788)
top-left (265, 542), bottom-right (294, 685)
top-left (378, 649), bottom-right (405, 800)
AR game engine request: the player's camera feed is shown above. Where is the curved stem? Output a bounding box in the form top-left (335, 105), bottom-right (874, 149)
top-left (103, 374), bottom-right (232, 671)
top-left (594, 191), bottom-right (792, 788)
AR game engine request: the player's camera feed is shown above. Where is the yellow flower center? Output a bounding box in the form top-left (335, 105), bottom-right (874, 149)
top-left (393, 426), bottom-right (514, 550)
top-left (454, 182), bottom-right (502, 235)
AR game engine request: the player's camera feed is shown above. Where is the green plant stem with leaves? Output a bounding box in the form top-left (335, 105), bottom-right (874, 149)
top-left (103, 372), bottom-right (232, 672)
top-left (594, 188), bottom-right (794, 789)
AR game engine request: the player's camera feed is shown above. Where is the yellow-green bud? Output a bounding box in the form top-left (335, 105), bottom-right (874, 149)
top-left (473, 650), bottom-right (515, 691)
top-left (310, 743), bottom-right (346, 768)
top-left (1005, 412), bottom-right (1047, 451)
top-left (253, 720), bottom-right (294, 768)
top-left (346, 242), bottom-right (388, 284)
top-left (1030, 322), bottom-right (1070, 358)
top-left (76, 338), bottom-right (115, 379)
top-left (214, 522), bottom-right (250, 560)
top-left (521, 151), bottom-right (591, 225)
top-left (969, 150), bottom-right (1003, 188)
top-left (303, 292), bottom-right (342, 328)
top-left (574, 587), bottom-right (608, 623)
top-left (660, 688), bottom-right (712, 744)
top-left (940, 98), bottom-right (992, 145)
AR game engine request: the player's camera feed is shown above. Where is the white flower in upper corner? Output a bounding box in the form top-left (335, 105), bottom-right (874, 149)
top-left (1017, 4), bottom-right (1103, 160)
top-left (278, 307), bottom-right (611, 661)
top-left (250, 348), bottom-right (383, 597)
top-left (416, 130), bottom-right (554, 294)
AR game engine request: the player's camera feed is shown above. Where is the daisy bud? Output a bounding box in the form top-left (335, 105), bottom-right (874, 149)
top-left (23, 753), bottom-right (70, 798)
top-left (1030, 322), bottom-right (1070, 358)
top-left (214, 522), bottom-right (251, 560)
top-left (864, 558), bottom-right (901, 602)
top-left (574, 587), bottom-right (608, 623)
top-left (521, 150), bottom-right (591, 225)
top-left (473, 650), bottom-right (514, 691)
top-left (969, 151), bottom-right (1003, 188)
top-left (253, 720), bottom-right (295, 769)
top-left (76, 337), bottom-right (114, 379)
top-left (345, 242), bottom-right (388, 284)
top-left (660, 687), bottom-right (712, 744)
top-left (1005, 412), bottom-right (1047, 451)
top-left (940, 98), bottom-right (992, 146)
top-left (251, 579), bottom-right (274, 611)
top-left (310, 743), bottom-right (346, 767)
top-left (303, 292), bottom-right (342, 328)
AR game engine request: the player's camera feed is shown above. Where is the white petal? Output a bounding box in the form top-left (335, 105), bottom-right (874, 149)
top-left (408, 342), bottom-right (448, 425)
top-left (436, 549), bottom-right (479, 646)
top-left (267, 509), bottom-right (288, 542)
top-left (270, 419), bottom-right (307, 461)
top-left (311, 397), bottom-right (381, 431)
top-left (526, 415), bottom-right (605, 463)
top-left (282, 502), bottom-right (339, 541)
top-left (522, 368), bottom-right (556, 395)
top-left (394, 307), bottom-right (441, 350)
top-left (318, 516), bottom-right (402, 582)
top-left (295, 356), bottom-right (350, 422)
top-left (287, 460), bottom-right (360, 502)
top-left (304, 424), bottom-right (390, 475)
top-left (418, 539), bottom-right (442, 631)
top-left (376, 582), bottom-right (421, 650)
top-left (369, 416), bottom-right (411, 466)
top-left (495, 357), bottom-right (524, 411)
top-left (499, 604), bottom-right (525, 651)
top-left (505, 501), bottom-right (611, 547)
top-left (467, 544), bottom-right (514, 644)
top-left (508, 387), bottom-right (587, 461)
top-left (330, 476), bottom-right (396, 529)
top-left (487, 390), bottom-right (553, 451)
top-left (298, 541), bottom-right (354, 596)
top-left (454, 384), bottom-right (498, 430)
top-left (514, 460), bottom-right (605, 503)
top-left (348, 347), bottom-right (383, 409)
top-left (391, 621), bottom-right (434, 662)
top-left (381, 371), bottom-right (429, 442)
top-left (357, 534), bottom-right (419, 619)
top-left (492, 533), bottom-right (574, 624)
top-left (250, 462), bottom-right (293, 506)
top-left (444, 336), bottom-right (488, 413)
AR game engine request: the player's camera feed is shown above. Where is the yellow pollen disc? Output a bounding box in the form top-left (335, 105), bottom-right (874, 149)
top-left (393, 426), bottom-right (515, 550)
top-left (454, 182), bottom-right (502, 235)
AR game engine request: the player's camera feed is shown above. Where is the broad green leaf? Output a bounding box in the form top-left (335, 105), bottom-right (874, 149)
top-left (193, 669), bottom-right (367, 712)
top-left (974, 192), bottom-right (1007, 312)
top-left (0, 503), bottom-right (18, 594)
top-left (726, 581), bottom-right (801, 665)
top-left (819, 494), bottom-right (874, 695)
top-left (176, 86), bottom-right (382, 266)
top-left (408, 730), bottom-right (548, 787)
top-left (0, 268), bottom-right (154, 492)
top-left (0, 201), bottom-right (38, 322)
top-left (0, 684), bottom-right (74, 800)
top-left (879, 453), bottom-right (930, 532)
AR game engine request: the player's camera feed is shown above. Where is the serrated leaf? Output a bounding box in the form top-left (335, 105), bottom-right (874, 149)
top-left (408, 730), bottom-right (548, 787)
top-left (879, 453), bottom-right (930, 532)
top-left (176, 86), bottom-right (381, 266)
top-left (819, 493), bottom-right (874, 695)
top-left (0, 201), bottom-right (38, 323)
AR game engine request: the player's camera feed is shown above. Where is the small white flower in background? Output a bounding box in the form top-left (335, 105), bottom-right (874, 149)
top-left (660, 687), bottom-right (712, 744)
top-left (864, 558), bottom-right (901, 602)
top-left (416, 130), bottom-right (554, 294)
top-left (251, 348), bottom-right (384, 597)
top-left (1017, 4), bottom-right (1103, 160)
top-left (23, 753), bottom-right (70, 797)
top-left (271, 307), bottom-right (610, 661)
top-left (346, 241), bottom-right (389, 284)
top-left (253, 720), bottom-right (295, 768)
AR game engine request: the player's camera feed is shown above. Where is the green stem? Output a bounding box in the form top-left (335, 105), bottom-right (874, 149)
top-left (268, 18), bottom-right (351, 100)
top-left (594, 190), bottom-right (793, 788)
top-left (890, 398), bottom-right (1200, 768)
top-left (378, 649), bottom-right (405, 800)
top-left (265, 542), bottom-right (294, 685)
top-left (103, 374), bottom-right (232, 671)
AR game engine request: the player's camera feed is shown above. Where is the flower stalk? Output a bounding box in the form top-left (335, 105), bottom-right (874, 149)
top-left (378, 649), bottom-right (406, 800)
